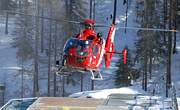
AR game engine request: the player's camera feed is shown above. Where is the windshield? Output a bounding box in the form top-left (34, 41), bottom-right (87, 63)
top-left (63, 38), bottom-right (78, 55)
top-left (75, 39), bottom-right (92, 56)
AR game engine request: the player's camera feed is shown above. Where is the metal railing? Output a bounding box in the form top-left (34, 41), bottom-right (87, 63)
top-left (153, 83), bottom-right (179, 110)
top-left (153, 83), bottom-right (168, 96)
top-left (171, 83), bottom-right (179, 110)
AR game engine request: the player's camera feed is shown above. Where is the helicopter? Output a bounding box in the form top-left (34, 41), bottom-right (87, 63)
top-left (5, 10), bottom-right (179, 81)
top-left (51, 17), bottom-right (179, 80)
top-left (53, 18), bottom-right (127, 80)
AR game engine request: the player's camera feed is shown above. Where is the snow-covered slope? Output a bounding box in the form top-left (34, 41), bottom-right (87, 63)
top-left (0, 0), bottom-right (180, 108)
top-left (69, 86), bottom-right (149, 99)
top-left (0, 15), bottom-right (22, 101)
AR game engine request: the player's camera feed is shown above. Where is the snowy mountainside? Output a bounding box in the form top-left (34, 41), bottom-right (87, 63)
top-left (92, 0), bottom-right (180, 98)
top-left (0, 0), bottom-right (180, 107)
top-left (84, 0), bottom-right (137, 90)
top-left (0, 15), bottom-right (21, 99)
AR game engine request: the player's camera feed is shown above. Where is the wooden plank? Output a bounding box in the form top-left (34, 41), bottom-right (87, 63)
top-left (27, 97), bottom-right (104, 110)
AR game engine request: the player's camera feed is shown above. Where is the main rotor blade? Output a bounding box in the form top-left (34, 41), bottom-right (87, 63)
top-left (6, 11), bottom-right (82, 24)
top-left (6, 11), bottom-right (179, 32)
top-left (116, 26), bottom-right (179, 32)
top-left (93, 24), bottom-right (114, 27)
top-left (94, 23), bottom-right (178, 32)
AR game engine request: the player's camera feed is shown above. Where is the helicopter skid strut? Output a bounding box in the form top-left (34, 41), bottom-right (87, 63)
top-left (53, 66), bottom-right (105, 80)
top-left (53, 66), bottom-right (72, 76)
top-left (89, 69), bottom-right (105, 80)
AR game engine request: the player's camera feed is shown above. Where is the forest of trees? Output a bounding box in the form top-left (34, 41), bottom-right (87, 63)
top-left (134, 0), bottom-right (179, 96)
top-left (115, 0), bottom-right (180, 97)
top-left (1, 0), bottom-right (89, 102)
top-left (0, 0), bottom-right (180, 106)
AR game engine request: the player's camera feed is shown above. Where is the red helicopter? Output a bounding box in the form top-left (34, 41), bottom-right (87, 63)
top-left (53, 19), bottom-right (127, 80)
top-left (5, 11), bottom-right (178, 80)
top-left (52, 17), bottom-right (178, 80)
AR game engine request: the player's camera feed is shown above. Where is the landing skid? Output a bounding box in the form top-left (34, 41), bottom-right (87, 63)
top-left (89, 69), bottom-right (105, 80)
top-left (52, 66), bottom-right (72, 76)
top-left (53, 66), bottom-right (105, 80)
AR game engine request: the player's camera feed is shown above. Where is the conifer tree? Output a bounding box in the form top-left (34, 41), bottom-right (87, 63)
top-left (114, 45), bottom-right (139, 87)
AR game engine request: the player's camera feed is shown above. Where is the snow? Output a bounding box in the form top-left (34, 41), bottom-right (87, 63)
top-left (0, 0), bottom-right (180, 109)
top-left (69, 86), bottom-right (176, 109)
top-left (69, 86), bottom-right (149, 99)
top-left (178, 98), bottom-right (180, 108)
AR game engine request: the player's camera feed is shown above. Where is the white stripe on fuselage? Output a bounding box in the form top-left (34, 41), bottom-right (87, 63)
top-left (96, 39), bottom-right (106, 67)
top-left (110, 28), bottom-right (115, 52)
top-left (111, 28), bottom-right (115, 43)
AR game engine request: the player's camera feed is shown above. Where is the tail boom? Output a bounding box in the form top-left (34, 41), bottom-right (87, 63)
top-left (104, 24), bottom-right (116, 67)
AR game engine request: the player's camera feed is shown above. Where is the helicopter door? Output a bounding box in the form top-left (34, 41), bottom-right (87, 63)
top-left (94, 45), bottom-right (99, 55)
top-left (91, 44), bottom-right (95, 56)
top-left (91, 44), bottom-right (99, 67)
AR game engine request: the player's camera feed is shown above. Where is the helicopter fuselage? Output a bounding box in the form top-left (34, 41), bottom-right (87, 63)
top-left (63, 28), bottom-right (106, 70)
top-left (54, 19), bottom-right (127, 80)
top-left (66, 39), bottom-right (105, 70)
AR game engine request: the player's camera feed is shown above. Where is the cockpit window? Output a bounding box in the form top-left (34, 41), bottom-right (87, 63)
top-left (75, 39), bottom-right (92, 56)
top-left (91, 44), bottom-right (94, 55)
top-left (94, 45), bottom-right (98, 55)
top-left (63, 38), bottom-right (78, 55)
